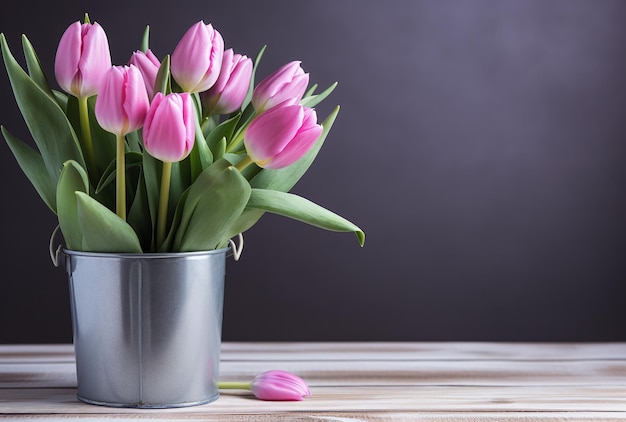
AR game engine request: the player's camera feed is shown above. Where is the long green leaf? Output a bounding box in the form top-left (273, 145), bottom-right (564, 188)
top-left (153, 54), bottom-right (171, 97)
top-left (173, 159), bottom-right (251, 252)
top-left (2, 126), bottom-right (57, 213)
top-left (95, 151), bottom-right (143, 194)
top-left (56, 160), bottom-right (89, 250)
top-left (247, 189), bottom-right (365, 246)
top-left (206, 113), bottom-right (240, 152)
top-left (142, 150), bottom-right (161, 250)
top-left (300, 82), bottom-right (338, 108)
top-left (240, 44), bottom-right (266, 111)
top-left (21, 35), bottom-right (54, 100)
top-left (75, 191), bottom-right (143, 253)
top-left (1, 34), bottom-right (85, 187)
top-left (127, 169), bottom-right (152, 252)
top-left (140, 25), bottom-right (150, 53)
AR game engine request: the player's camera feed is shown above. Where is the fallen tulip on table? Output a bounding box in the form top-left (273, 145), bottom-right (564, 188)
top-left (219, 370), bottom-right (312, 401)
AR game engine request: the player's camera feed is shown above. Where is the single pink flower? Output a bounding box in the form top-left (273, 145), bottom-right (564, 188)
top-left (128, 49), bottom-right (161, 100)
top-left (95, 65), bottom-right (150, 136)
top-left (251, 61), bottom-right (309, 113)
top-left (201, 48), bottom-right (252, 115)
top-left (143, 92), bottom-right (195, 162)
top-left (244, 104), bottom-right (322, 169)
top-left (171, 21), bottom-right (224, 93)
top-left (54, 21), bottom-right (112, 98)
top-left (250, 370), bottom-right (311, 401)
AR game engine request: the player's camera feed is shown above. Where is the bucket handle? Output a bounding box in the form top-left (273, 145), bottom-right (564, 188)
top-left (229, 233), bottom-right (244, 261)
top-left (49, 225), bottom-right (244, 263)
top-left (49, 225), bottom-right (64, 267)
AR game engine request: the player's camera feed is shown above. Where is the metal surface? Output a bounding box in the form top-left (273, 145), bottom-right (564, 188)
top-left (64, 249), bottom-right (227, 408)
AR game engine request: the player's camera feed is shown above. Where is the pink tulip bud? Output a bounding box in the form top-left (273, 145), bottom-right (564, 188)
top-left (95, 65), bottom-right (150, 137)
top-left (143, 92), bottom-right (195, 163)
top-left (171, 21), bottom-right (224, 93)
top-left (200, 49), bottom-right (252, 115)
top-left (54, 21), bottom-right (112, 98)
top-left (244, 104), bottom-right (322, 169)
top-left (251, 61), bottom-right (309, 113)
top-left (128, 49), bottom-right (161, 100)
top-left (250, 370), bottom-right (311, 401)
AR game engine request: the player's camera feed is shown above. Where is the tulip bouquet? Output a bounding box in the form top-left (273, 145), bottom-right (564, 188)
top-left (1, 15), bottom-right (364, 254)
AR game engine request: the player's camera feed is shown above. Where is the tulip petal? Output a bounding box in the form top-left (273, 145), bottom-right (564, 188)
top-left (54, 21), bottom-right (82, 95)
top-left (244, 105), bottom-right (303, 163)
top-left (250, 370), bottom-right (311, 401)
top-left (171, 22), bottom-right (224, 92)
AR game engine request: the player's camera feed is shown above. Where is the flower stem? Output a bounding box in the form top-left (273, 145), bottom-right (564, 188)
top-left (218, 381), bottom-right (252, 390)
top-left (234, 155), bottom-right (253, 172)
top-left (78, 96), bottom-right (97, 182)
top-left (156, 161), bottom-right (172, 247)
top-left (116, 134), bottom-right (126, 221)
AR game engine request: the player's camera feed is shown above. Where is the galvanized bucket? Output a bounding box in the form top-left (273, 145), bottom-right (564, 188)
top-left (62, 248), bottom-right (229, 408)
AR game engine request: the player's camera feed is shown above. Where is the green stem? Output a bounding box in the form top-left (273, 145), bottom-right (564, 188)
top-left (78, 96), bottom-right (97, 182)
top-left (217, 381), bottom-right (252, 390)
top-left (156, 161), bottom-right (172, 247)
top-left (115, 134), bottom-right (126, 221)
top-left (234, 155), bottom-right (253, 172)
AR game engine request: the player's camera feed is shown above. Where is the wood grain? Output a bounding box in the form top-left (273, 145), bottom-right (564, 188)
top-left (1, 342), bottom-right (625, 420)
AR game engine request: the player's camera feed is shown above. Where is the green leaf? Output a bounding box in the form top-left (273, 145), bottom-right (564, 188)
top-left (2, 126), bottom-right (57, 213)
top-left (158, 188), bottom-right (189, 252)
top-left (206, 113), bottom-right (240, 153)
top-left (75, 191), bottom-right (143, 253)
top-left (95, 151), bottom-right (143, 194)
top-left (247, 189), bottom-right (365, 246)
top-left (142, 150), bottom-right (161, 250)
top-left (21, 35), bottom-right (54, 100)
top-left (304, 83), bottom-right (318, 98)
top-left (127, 169), bottom-right (152, 252)
top-left (173, 159), bottom-right (251, 252)
top-left (52, 90), bottom-right (68, 111)
top-left (300, 82), bottom-right (338, 108)
top-left (189, 93), bottom-right (213, 180)
top-left (153, 54), bottom-right (171, 97)
top-left (240, 44), bottom-right (266, 111)
top-left (1, 34), bottom-right (85, 188)
top-left (126, 130), bottom-right (142, 153)
top-left (140, 25), bottom-right (150, 53)
top-left (56, 160), bottom-right (89, 250)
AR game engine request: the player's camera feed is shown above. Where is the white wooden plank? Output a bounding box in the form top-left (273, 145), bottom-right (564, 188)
top-left (1, 386), bottom-right (626, 414)
top-left (2, 359), bottom-right (625, 389)
top-left (1, 413), bottom-right (626, 422)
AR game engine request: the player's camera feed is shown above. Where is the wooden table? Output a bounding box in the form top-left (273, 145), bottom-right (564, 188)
top-left (1, 342), bottom-right (625, 420)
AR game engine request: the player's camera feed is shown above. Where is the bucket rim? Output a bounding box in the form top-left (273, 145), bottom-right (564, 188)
top-left (62, 247), bottom-right (231, 259)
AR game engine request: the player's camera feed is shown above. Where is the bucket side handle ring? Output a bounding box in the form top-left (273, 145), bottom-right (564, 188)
top-left (229, 233), bottom-right (244, 261)
top-left (49, 225), bottom-right (64, 268)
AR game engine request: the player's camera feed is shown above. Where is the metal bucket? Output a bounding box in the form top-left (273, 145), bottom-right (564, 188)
top-left (63, 248), bottom-right (227, 408)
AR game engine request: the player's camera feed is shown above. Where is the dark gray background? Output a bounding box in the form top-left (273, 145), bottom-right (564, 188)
top-left (1, 0), bottom-right (625, 343)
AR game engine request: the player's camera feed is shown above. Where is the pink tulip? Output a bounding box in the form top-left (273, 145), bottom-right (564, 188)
top-left (200, 49), bottom-right (252, 115)
top-left (143, 92), bottom-right (195, 162)
top-left (54, 21), bottom-right (112, 98)
top-left (244, 104), bottom-right (322, 169)
top-left (95, 65), bottom-right (150, 136)
top-left (250, 370), bottom-right (311, 401)
top-left (251, 61), bottom-right (309, 112)
top-left (171, 21), bottom-right (224, 93)
top-left (128, 49), bottom-right (161, 100)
